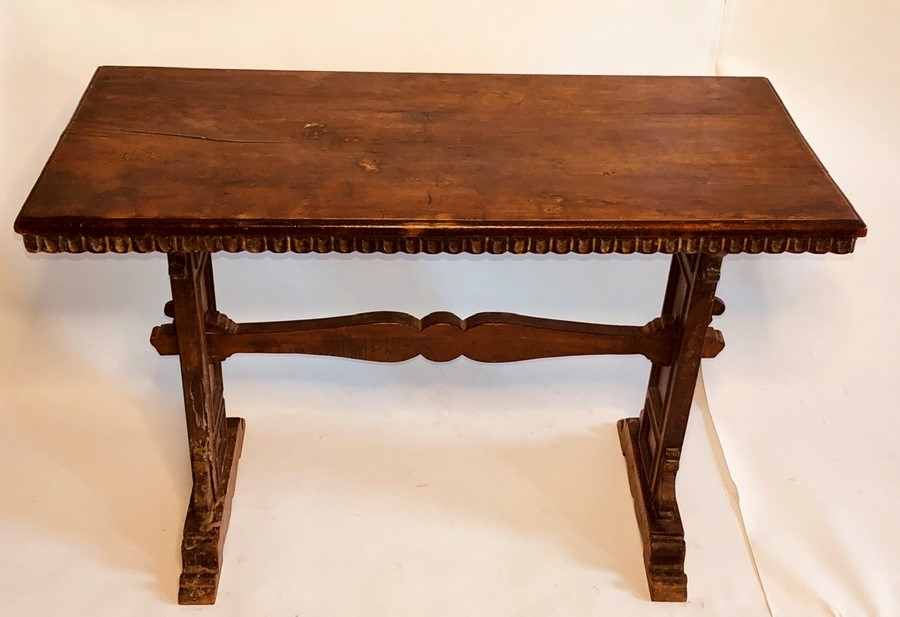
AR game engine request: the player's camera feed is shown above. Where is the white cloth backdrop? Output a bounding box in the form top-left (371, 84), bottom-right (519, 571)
top-left (708, 1), bottom-right (900, 615)
top-left (2, 1), bottom-right (894, 615)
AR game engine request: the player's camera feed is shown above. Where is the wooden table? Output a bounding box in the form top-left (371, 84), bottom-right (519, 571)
top-left (14, 67), bottom-right (866, 604)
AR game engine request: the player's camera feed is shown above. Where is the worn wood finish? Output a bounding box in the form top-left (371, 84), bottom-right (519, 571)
top-left (150, 311), bottom-right (726, 365)
top-left (15, 67), bottom-right (865, 255)
top-left (617, 416), bottom-right (686, 601)
top-left (180, 417), bottom-right (244, 605)
top-left (167, 252), bottom-right (243, 604)
top-left (618, 252), bottom-right (724, 601)
top-left (12, 68), bottom-right (866, 604)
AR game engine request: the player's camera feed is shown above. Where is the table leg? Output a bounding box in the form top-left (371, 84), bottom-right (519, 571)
top-left (617, 252), bottom-right (723, 601)
top-left (167, 252), bottom-right (245, 605)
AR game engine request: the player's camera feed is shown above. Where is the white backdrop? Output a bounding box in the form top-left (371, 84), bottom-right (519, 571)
top-left (1, 1), bottom-right (895, 616)
top-left (707, 1), bottom-right (900, 615)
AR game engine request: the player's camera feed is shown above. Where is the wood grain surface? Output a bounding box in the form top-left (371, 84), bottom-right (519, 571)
top-left (14, 67), bottom-right (865, 254)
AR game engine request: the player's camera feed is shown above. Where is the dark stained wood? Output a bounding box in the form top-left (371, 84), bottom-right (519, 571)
top-left (150, 311), bottom-right (726, 365)
top-left (617, 417), bottom-right (686, 601)
top-left (180, 417), bottom-right (244, 605)
top-left (11, 68), bottom-right (867, 605)
top-left (14, 67), bottom-right (865, 255)
top-left (167, 252), bottom-right (243, 604)
top-left (619, 252), bottom-right (724, 601)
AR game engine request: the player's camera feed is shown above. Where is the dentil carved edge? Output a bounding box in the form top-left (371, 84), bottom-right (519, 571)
top-left (21, 233), bottom-right (857, 255)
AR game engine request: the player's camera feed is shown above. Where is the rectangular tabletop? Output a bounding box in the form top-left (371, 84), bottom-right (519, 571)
top-left (15, 67), bottom-right (865, 255)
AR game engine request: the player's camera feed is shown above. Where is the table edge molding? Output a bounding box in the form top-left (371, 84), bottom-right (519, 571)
top-left (19, 232), bottom-right (858, 255)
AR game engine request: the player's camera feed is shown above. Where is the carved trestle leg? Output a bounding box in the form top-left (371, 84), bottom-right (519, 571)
top-left (153, 250), bottom-right (726, 604)
top-left (167, 252), bottom-right (245, 605)
top-left (617, 252), bottom-right (724, 601)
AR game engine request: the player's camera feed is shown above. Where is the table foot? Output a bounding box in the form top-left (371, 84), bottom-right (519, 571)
top-left (179, 417), bottom-right (245, 605)
top-left (617, 417), bottom-right (687, 602)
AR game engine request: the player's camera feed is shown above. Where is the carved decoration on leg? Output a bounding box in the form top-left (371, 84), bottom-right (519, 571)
top-left (166, 252), bottom-right (245, 605)
top-left (618, 253), bottom-right (724, 602)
